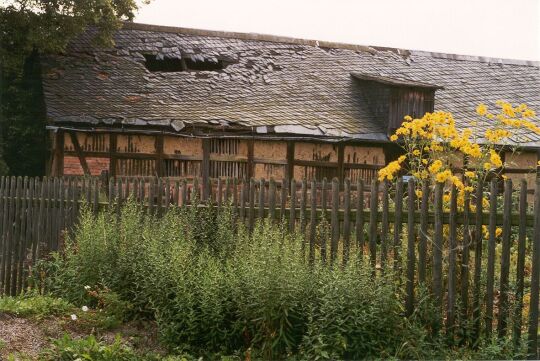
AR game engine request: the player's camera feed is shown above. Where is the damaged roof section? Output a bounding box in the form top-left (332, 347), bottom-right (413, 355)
top-left (42, 22), bottom-right (540, 145)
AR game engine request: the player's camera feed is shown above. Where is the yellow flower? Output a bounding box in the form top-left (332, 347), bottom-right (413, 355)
top-left (483, 162), bottom-right (492, 170)
top-left (489, 150), bottom-right (503, 168)
top-left (443, 194), bottom-right (450, 202)
top-left (429, 160), bottom-right (443, 174)
top-left (476, 103), bottom-right (488, 116)
top-left (465, 171), bottom-right (476, 178)
top-left (415, 190), bottom-right (423, 198)
top-left (412, 149), bottom-right (421, 156)
top-left (390, 135), bottom-right (398, 141)
top-left (495, 227), bottom-right (503, 237)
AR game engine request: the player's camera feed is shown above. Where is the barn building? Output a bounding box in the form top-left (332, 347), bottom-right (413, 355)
top-left (42, 22), bottom-right (540, 187)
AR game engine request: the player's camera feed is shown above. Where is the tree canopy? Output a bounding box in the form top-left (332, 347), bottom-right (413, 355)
top-left (0, 0), bottom-right (144, 175)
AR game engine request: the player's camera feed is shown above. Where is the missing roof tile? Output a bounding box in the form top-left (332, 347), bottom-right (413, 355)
top-left (143, 54), bottom-right (227, 72)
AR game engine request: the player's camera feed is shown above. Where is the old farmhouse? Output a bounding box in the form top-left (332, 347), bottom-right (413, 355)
top-left (42, 22), bottom-right (540, 186)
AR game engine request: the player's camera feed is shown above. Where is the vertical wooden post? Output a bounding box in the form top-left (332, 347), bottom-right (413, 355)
top-left (289, 179), bottom-right (297, 233)
top-left (156, 134), bottom-right (164, 177)
top-left (258, 178), bottom-right (265, 219)
top-left (109, 133), bottom-right (117, 177)
top-left (460, 186), bottom-right (471, 333)
top-left (300, 179), bottom-right (307, 236)
top-left (355, 179), bottom-right (364, 255)
top-left (343, 178), bottom-right (351, 265)
top-left (330, 178), bottom-right (339, 263)
top-left (247, 140), bottom-right (254, 180)
top-left (514, 180), bottom-right (528, 344)
top-left (527, 178), bottom-right (540, 359)
top-left (393, 178), bottom-right (404, 273)
top-left (269, 178), bottom-right (276, 222)
top-left (248, 178), bottom-right (255, 232)
top-left (498, 179), bottom-right (512, 337)
top-left (405, 179), bottom-right (416, 317)
top-left (418, 181), bottom-right (429, 283)
top-left (485, 179), bottom-right (498, 338)
top-left (202, 139), bottom-right (210, 201)
top-left (433, 182), bottom-right (444, 329)
top-left (368, 179), bottom-right (379, 271)
top-left (337, 143), bottom-right (345, 182)
top-left (472, 181), bottom-right (484, 344)
top-left (309, 180), bottom-right (316, 264)
top-left (447, 185), bottom-right (458, 338)
top-left (380, 180), bottom-right (389, 268)
top-left (286, 142), bottom-right (294, 182)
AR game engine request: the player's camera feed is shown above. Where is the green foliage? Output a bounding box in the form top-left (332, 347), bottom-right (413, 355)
top-left (40, 334), bottom-right (158, 361)
top-left (38, 200), bottom-right (528, 360)
top-left (0, 292), bottom-right (73, 319)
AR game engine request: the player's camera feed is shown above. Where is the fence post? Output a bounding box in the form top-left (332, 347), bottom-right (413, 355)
top-left (343, 178), bottom-right (351, 265)
top-left (527, 178), bottom-right (540, 359)
top-left (355, 179), bottom-right (364, 256)
top-left (405, 179), bottom-right (416, 317)
top-left (289, 179), bottom-right (297, 234)
top-left (514, 179), bottom-right (528, 344)
top-left (330, 178), bottom-right (340, 263)
top-left (485, 179), bottom-right (498, 338)
top-left (472, 180), bottom-right (484, 344)
top-left (393, 178), bottom-right (404, 274)
top-left (418, 181), bottom-right (429, 283)
top-left (380, 180), bottom-right (389, 268)
top-left (433, 181), bottom-right (444, 331)
top-left (368, 179), bottom-right (379, 271)
top-left (498, 178), bottom-right (512, 338)
top-left (447, 184), bottom-right (458, 338)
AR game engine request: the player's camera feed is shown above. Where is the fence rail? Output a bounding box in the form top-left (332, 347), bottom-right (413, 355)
top-left (0, 175), bottom-right (539, 357)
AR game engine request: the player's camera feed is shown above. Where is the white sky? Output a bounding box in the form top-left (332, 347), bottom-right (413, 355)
top-left (135, 0), bottom-right (540, 62)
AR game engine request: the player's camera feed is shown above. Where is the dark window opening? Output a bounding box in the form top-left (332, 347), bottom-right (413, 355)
top-left (143, 54), bottom-right (226, 72)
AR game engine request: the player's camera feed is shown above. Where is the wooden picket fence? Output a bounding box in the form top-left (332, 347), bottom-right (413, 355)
top-left (0, 175), bottom-right (539, 357)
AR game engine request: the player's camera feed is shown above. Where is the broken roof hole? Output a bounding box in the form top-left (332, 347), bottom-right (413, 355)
top-left (143, 54), bottom-right (227, 72)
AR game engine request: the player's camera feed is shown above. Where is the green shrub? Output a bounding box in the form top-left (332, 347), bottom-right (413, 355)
top-left (38, 200), bottom-right (524, 359)
top-left (40, 334), bottom-right (158, 361)
top-left (0, 292), bottom-right (73, 319)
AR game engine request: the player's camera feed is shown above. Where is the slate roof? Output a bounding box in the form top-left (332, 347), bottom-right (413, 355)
top-left (42, 22), bottom-right (540, 146)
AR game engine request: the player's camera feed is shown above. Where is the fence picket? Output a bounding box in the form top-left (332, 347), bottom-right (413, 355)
top-left (405, 179), bottom-right (416, 317)
top-left (368, 179), bottom-right (378, 270)
top-left (393, 178), bottom-right (404, 273)
top-left (343, 178), bottom-right (351, 265)
top-left (485, 179), bottom-right (498, 337)
top-left (355, 179), bottom-right (364, 255)
top-left (527, 178), bottom-right (540, 359)
top-left (514, 179), bottom-right (528, 344)
top-left (498, 179), bottom-right (512, 337)
top-left (419, 182), bottom-right (429, 283)
top-left (289, 179), bottom-right (296, 234)
top-left (472, 181), bottom-right (484, 343)
top-left (447, 185), bottom-right (458, 338)
top-left (433, 182), bottom-right (444, 328)
top-left (381, 180), bottom-right (389, 268)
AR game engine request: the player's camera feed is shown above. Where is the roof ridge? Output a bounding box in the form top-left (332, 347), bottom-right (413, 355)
top-left (123, 22), bottom-right (540, 67)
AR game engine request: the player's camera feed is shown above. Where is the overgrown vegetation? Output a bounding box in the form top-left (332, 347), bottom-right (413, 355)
top-left (25, 200), bottom-right (526, 360)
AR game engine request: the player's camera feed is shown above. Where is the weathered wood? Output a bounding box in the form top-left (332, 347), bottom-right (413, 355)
top-left (405, 179), bottom-right (416, 317)
top-left (433, 182), bottom-right (444, 325)
top-left (514, 179), bottom-right (528, 344)
top-left (393, 178), bottom-right (404, 273)
top-left (418, 182), bottom-right (429, 283)
top-left (368, 179), bottom-right (378, 270)
top-left (527, 178), bottom-right (540, 359)
top-left (331, 178), bottom-right (339, 263)
top-left (280, 178), bottom-right (287, 221)
top-left (268, 178), bottom-right (276, 222)
top-left (459, 186), bottom-right (471, 333)
top-left (202, 139), bottom-right (210, 200)
top-left (239, 179), bottom-right (246, 222)
top-left (497, 179), bottom-right (512, 338)
top-left (472, 181), bottom-right (484, 343)
top-left (248, 178), bottom-right (255, 232)
top-left (300, 179), bottom-right (307, 236)
top-left (289, 179), bottom-right (297, 233)
top-left (69, 132), bottom-right (91, 176)
top-left (258, 178), bottom-right (265, 219)
top-left (309, 180), bottom-right (316, 264)
top-left (321, 177), bottom-right (328, 263)
top-left (217, 178), bottom-right (223, 211)
top-left (355, 179), bottom-right (364, 255)
top-left (485, 179), bottom-right (498, 338)
top-left (447, 185), bottom-right (458, 338)
top-left (343, 178), bottom-right (351, 265)
top-left (380, 180), bottom-right (389, 268)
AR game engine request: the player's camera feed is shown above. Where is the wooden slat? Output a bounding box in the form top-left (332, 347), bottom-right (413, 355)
top-left (497, 179), bottom-right (512, 337)
top-left (268, 178), bottom-right (276, 222)
top-left (514, 179), bottom-right (528, 344)
top-left (248, 178), bottom-right (255, 232)
top-left (280, 178), bottom-right (287, 221)
top-left (447, 185), bottom-right (458, 337)
top-left (300, 179), bottom-right (307, 236)
top-left (405, 179), bottom-right (416, 317)
top-left (472, 181), bottom-right (484, 343)
top-left (355, 179), bottom-right (364, 256)
top-left (393, 178), bottom-right (403, 273)
top-left (309, 180), bottom-right (316, 264)
top-left (418, 182), bottom-right (429, 283)
top-left (331, 178), bottom-right (339, 263)
top-left (380, 180), bottom-right (389, 268)
top-left (433, 182), bottom-right (444, 329)
top-left (258, 178), bottom-right (265, 219)
top-left (368, 179), bottom-right (378, 270)
top-left (289, 179), bottom-right (297, 233)
top-left (459, 186), bottom-right (471, 333)
top-left (527, 178), bottom-right (540, 359)
top-left (485, 179), bottom-right (498, 338)
top-left (343, 178), bottom-right (351, 265)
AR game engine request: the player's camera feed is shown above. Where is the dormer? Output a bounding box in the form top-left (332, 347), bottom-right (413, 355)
top-left (351, 72), bottom-right (443, 135)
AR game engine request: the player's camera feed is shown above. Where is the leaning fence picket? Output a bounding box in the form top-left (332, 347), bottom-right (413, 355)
top-left (405, 179), bottom-right (416, 317)
top-left (498, 179), bottom-right (513, 338)
top-left (514, 180), bottom-right (528, 343)
top-left (485, 179), bottom-right (498, 337)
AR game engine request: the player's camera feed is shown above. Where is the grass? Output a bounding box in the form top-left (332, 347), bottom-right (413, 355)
top-left (0, 293), bottom-right (73, 319)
